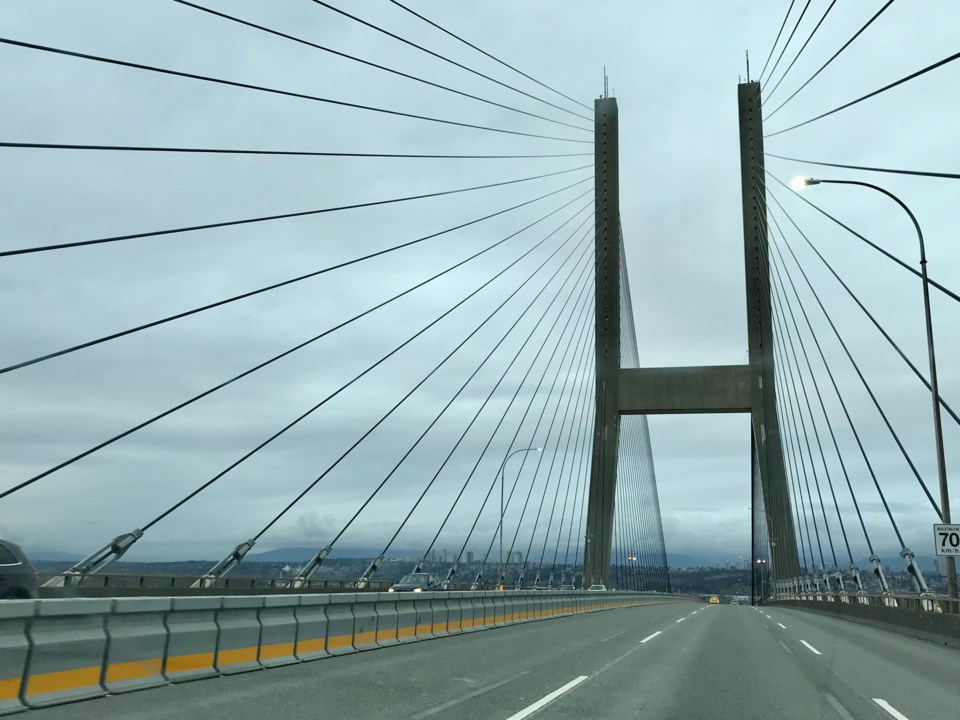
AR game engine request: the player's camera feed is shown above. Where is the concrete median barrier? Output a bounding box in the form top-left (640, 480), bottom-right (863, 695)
top-left (294, 594), bottom-right (328, 661)
top-left (493, 593), bottom-right (509, 626)
top-left (444, 592), bottom-right (462, 633)
top-left (480, 592), bottom-right (497, 628)
top-left (547, 594), bottom-right (562, 617)
top-left (458, 593), bottom-right (480, 632)
top-left (430, 596), bottom-right (450, 637)
top-left (164, 596), bottom-right (221, 683)
top-left (103, 597), bottom-right (171, 694)
top-left (351, 595), bottom-right (379, 651)
top-left (373, 595), bottom-right (400, 647)
top-left (215, 596), bottom-right (263, 675)
top-left (23, 598), bottom-right (111, 708)
top-left (519, 593), bottom-right (536, 621)
top-left (530, 592), bottom-right (543, 620)
top-left (413, 597), bottom-right (434, 639)
top-left (395, 595), bottom-right (418, 643)
top-left (0, 599), bottom-right (34, 716)
top-left (258, 595), bottom-right (300, 667)
top-left (502, 593), bottom-right (519, 622)
top-left (324, 593), bottom-right (356, 655)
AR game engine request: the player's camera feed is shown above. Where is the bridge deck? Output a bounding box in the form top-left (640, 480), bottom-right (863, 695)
top-left (25, 604), bottom-right (959, 720)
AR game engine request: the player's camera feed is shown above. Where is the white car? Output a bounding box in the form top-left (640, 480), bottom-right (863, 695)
top-left (586, 584), bottom-right (608, 592)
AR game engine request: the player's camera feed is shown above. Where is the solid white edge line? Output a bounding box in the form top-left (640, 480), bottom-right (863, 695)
top-left (777, 622), bottom-right (787, 629)
top-left (800, 640), bottom-right (822, 655)
top-left (872, 698), bottom-right (911, 720)
top-left (640, 631), bottom-right (662, 643)
top-left (505, 676), bottom-right (588, 720)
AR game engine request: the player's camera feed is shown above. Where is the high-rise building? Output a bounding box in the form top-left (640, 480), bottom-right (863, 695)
top-left (512, 551), bottom-right (523, 564)
top-left (467, 551), bottom-right (475, 563)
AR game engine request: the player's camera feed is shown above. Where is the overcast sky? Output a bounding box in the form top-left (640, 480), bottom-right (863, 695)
top-left (1, 1), bottom-right (958, 572)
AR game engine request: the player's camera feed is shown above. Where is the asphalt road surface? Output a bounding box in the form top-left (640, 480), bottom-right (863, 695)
top-left (27, 601), bottom-right (960, 719)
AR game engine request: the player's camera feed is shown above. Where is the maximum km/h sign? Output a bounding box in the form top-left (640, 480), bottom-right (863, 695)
top-left (934, 524), bottom-right (960, 557)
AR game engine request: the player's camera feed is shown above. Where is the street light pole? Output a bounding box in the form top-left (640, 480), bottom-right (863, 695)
top-left (795, 177), bottom-right (956, 599)
top-left (497, 447), bottom-right (541, 590)
top-left (747, 506), bottom-right (778, 589)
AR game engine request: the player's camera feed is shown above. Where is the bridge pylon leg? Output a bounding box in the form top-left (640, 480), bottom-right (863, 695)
top-left (584, 96), bottom-right (621, 587)
top-left (738, 81), bottom-right (800, 582)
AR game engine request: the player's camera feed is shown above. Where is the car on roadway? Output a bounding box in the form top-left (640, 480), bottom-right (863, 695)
top-left (730, 598), bottom-right (739, 605)
top-left (388, 573), bottom-right (442, 592)
top-left (586, 584), bottom-right (608, 592)
top-left (0, 539), bottom-right (40, 599)
top-left (708, 595), bottom-right (720, 604)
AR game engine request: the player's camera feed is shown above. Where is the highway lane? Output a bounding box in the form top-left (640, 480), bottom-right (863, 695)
top-left (25, 600), bottom-right (960, 719)
top-left (541, 604), bottom-right (960, 719)
top-left (26, 600), bottom-right (694, 720)
top-left (539, 601), bottom-right (887, 719)
top-left (760, 605), bottom-right (960, 720)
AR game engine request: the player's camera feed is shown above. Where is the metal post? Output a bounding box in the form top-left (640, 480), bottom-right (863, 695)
top-left (921, 255), bottom-right (957, 598)
top-left (584, 95), bottom-right (621, 587)
top-left (738, 81), bottom-right (800, 581)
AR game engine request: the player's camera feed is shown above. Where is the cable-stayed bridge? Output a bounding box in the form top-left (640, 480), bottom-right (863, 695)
top-left (1, 2), bottom-right (959, 718)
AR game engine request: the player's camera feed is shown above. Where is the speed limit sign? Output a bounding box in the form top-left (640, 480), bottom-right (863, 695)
top-left (934, 524), bottom-right (960, 556)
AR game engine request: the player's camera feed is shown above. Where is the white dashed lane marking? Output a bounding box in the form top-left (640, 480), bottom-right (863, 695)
top-left (505, 676), bottom-right (588, 720)
top-left (872, 698), bottom-right (911, 720)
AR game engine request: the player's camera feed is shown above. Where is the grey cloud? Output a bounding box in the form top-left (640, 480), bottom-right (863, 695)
top-left (1, 1), bottom-right (958, 572)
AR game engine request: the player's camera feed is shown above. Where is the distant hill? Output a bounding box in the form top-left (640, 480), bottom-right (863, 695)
top-left (246, 546), bottom-right (325, 562)
top-left (247, 546), bottom-right (411, 562)
top-left (667, 552), bottom-right (743, 568)
top-left (22, 549), bottom-right (84, 562)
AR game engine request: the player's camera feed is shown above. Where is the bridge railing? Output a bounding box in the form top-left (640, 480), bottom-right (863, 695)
top-left (37, 573), bottom-right (692, 598)
top-left (770, 590), bottom-right (960, 616)
top-left (38, 572), bottom-right (396, 595)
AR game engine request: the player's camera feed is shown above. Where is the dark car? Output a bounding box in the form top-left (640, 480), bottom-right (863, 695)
top-left (0, 540), bottom-right (39, 599)
top-left (388, 573), bottom-right (442, 593)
